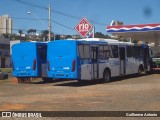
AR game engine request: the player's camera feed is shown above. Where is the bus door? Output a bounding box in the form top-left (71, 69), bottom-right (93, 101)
top-left (37, 45), bottom-right (47, 77)
top-left (143, 48), bottom-right (150, 71)
top-left (79, 44), bottom-right (91, 80)
top-left (119, 47), bottom-right (126, 75)
top-left (91, 46), bottom-right (99, 79)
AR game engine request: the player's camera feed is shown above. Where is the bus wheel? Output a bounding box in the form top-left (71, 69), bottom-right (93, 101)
top-left (18, 78), bottom-right (22, 83)
top-left (42, 77), bottom-right (52, 83)
top-left (138, 66), bottom-right (143, 75)
top-left (103, 70), bottom-right (111, 83)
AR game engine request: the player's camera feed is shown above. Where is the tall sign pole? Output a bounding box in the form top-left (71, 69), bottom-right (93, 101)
top-left (92, 27), bottom-right (95, 38)
top-left (48, 4), bottom-right (51, 41)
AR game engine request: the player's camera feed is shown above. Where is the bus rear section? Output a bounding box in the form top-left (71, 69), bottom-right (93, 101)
top-left (47, 40), bottom-right (78, 79)
top-left (150, 46), bottom-right (160, 71)
top-left (12, 42), bottom-right (47, 80)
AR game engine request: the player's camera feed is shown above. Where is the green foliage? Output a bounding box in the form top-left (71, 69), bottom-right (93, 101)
top-left (94, 32), bottom-right (111, 39)
top-left (27, 29), bottom-right (36, 35)
top-left (132, 39), bottom-right (138, 43)
top-left (66, 35), bottom-right (72, 39)
top-left (2, 33), bottom-right (10, 38)
top-left (1, 68), bottom-right (12, 73)
top-left (41, 30), bottom-right (49, 41)
top-left (18, 30), bottom-right (23, 35)
top-left (55, 35), bottom-right (60, 40)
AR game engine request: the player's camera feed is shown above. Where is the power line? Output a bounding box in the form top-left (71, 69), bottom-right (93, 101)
top-left (53, 10), bottom-right (81, 20)
top-left (12, 0), bottom-right (106, 26)
top-left (1, 27), bottom-right (54, 33)
top-left (11, 17), bottom-right (75, 31)
top-left (52, 10), bottom-right (106, 26)
top-left (12, 0), bottom-right (48, 10)
top-left (0, 27), bottom-right (42, 32)
top-left (11, 17), bottom-right (48, 21)
top-left (51, 20), bottom-right (75, 31)
top-left (0, 27), bottom-right (75, 36)
top-left (12, 0), bottom-right (80, 19)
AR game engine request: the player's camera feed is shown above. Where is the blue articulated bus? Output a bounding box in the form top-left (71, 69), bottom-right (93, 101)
top-left (12, 42), bottom-right (47, 82)
top-left (47, 39), bottom-right (151, 82)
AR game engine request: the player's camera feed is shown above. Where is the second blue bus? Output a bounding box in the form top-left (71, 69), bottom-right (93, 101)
top-left (47, 38), bottom-right (151, 82)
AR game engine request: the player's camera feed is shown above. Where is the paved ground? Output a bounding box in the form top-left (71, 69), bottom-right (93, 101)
top-left (0, 73), bottom-right (160, 119)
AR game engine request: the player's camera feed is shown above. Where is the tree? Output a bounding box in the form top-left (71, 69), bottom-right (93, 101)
top-left (55, 35), bottom-right (60, 40)
top-left (132, 39), bottom-right (138, 43)
top-left (27, 29), bottom-right (36, 35)
top-left (41, 30), bottom-right (49, 41)
top-left (18, 30), bottom-right (23, 36)
top-left (94, 32), bottom-right (111, 39)
top-left (66, 35), bottom-right (72, 39)
top-left (2, 33), bottom-right (10, 38)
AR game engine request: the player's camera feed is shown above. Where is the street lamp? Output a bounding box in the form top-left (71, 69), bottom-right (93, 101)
top-left (27, 7), bottom-right (52, 41)
top-left (27, 11), bottom-right (47, 27)
top-left (27, 11), bottom-right (31, 14)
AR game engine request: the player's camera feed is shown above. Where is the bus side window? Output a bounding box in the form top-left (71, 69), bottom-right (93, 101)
top-left (84, 45), bottom-right (90, 59)
top-left (99, 45), bottom-right (110, 60)
top-left (127, 46), bottom-right (133, 57)
top-left (91, 47), bottom-right (97, 60)
top-left (104, 45), bottom-right (110, 59)
top-left (78, 45), bottom-right (90, 64)
top-left (111, 45), bottom-right (118, 58)
top-left (78, 45), bottom-right (84, 59)
top-left (133, 46), bottom-right (137, 58)
top-left (137, 46), bottom-right (143, 58)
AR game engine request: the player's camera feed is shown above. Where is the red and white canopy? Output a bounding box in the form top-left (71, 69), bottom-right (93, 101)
top-left (106, 23), bottom-right (160, 42)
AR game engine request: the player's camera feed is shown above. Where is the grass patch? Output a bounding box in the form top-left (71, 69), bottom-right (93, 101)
top-left (1, 68), bottom-right (12, 73)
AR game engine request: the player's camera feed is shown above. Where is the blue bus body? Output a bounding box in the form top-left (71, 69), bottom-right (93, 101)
top-left (47, 40), bottom-right (78, 79)
top-left (47, 39), bottom-right (151, 82)
top-left (12, 42), bottom-right (47, 78)
top-left (47, 40), bottom-right (108, 80)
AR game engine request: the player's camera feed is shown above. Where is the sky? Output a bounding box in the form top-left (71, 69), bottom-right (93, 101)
top-left (1, 0), bottom-right (160, 35)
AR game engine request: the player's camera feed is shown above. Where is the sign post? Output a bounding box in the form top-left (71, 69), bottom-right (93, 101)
top-left (75, 17), bottom-right (94, 38)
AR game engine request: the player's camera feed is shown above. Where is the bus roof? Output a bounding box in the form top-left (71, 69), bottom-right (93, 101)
top-left (79, 38), bottom-right (119, 42)
top-left (12, 41), bottom-right (47, 48)
top-left (49, 39), bottom-right (148, 47)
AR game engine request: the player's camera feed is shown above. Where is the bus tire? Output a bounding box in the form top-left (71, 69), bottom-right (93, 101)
top-left (103, 69), bottom-right (111, 83)
top-left (138, 66), bottom-right (143, 75)
top-left (18, 78), bottom-right (22, 83)
top-left (42, 77), bottom-right (52, 83)
top-left (77, 80), bottom-right (83, 83)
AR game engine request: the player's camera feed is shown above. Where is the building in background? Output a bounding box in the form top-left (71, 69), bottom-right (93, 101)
top-left (0, 36), bottom-right (11, 68)
top-left (0, 14), bottom-right (12, 35)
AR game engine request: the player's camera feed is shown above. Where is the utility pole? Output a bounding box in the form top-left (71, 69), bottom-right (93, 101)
top-left (48, 4), bottom-right (51, 41)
